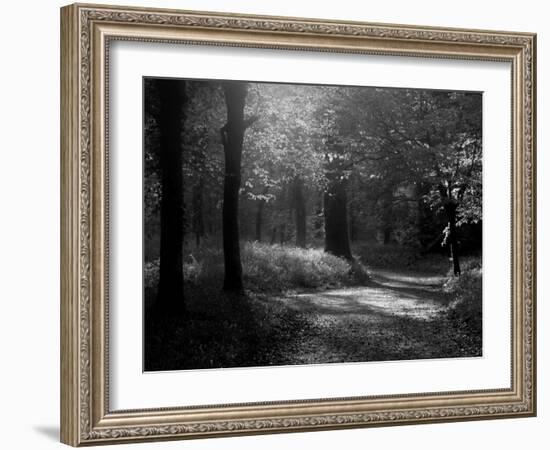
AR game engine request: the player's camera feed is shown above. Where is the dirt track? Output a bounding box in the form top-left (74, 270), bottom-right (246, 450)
top-left (268, 269), bottom-right (460, 364)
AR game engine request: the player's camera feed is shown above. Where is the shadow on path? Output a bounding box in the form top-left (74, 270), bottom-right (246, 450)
top-left (276, 268), bottom-right (449, 320)
top-left (264, 268), bottom-right (462, 364)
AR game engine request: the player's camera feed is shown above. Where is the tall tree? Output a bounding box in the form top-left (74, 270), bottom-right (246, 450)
top-left (183, 81), bottom-right (226, 246)
top-left (242, 84), bottom-right (325, 249)
top-left (156, 79), bottom-right (186, 312)
top-left (192, 178), bottom-right (205, 247)
top-left (254, 186), bottom-right (269, 241)
top-left (348, 88), bottom-right (482, 274)
top-left (292, 177), bottom-right (307, 248)
top-left (318, 104), bottom-right (354, 260)
top-left (220, 82), bottom-right (255, 293)
top-left (441, 193), bottom-right (461, 275)
top-left (410, 91), bottom-right (482, 275)
top-left (324, 164), bottom-right (353, 259)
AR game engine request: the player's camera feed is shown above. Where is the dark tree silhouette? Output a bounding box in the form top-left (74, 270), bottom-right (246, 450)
top-left (255, 186), bottom-right (269, 242)
top-left (156, 79), bottom-right (186, 312)
top-left (292, 177), bottom-right (307, 248)
top-left (220, 82), bottom-right (255, 294)
top-left (323, 140), bottom-right (353, 260)
top-left (324, 178), bottom-right (353, 260)
top-left (442, 191), bottom-right (461, 275)
top-left (192, 178), bottom-right (205, 247)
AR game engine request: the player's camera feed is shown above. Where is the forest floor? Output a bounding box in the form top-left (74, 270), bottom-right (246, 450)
top-left (259, 268), bottom-right (457, 365)
top-left (145, 257), bottom-right (482, 371)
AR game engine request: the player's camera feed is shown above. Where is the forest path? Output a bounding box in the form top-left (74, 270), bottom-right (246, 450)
top-left (270, 268), bottom-right (452, 364)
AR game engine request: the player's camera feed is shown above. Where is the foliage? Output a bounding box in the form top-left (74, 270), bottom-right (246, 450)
top-left (242, 242), bottom-right (362, 290)
top-left (146, 241), bottom-right (368, 294)
top-left (145, 80), bottom-right (483, 274)
top-left (340, 88), bottom-right (482, 257)
top-left (143, 77), bottom-right (485, 372)
top-left (442, 257), bottom-right (483, 354)
top-left (144, 256), bottom-right (482, 371)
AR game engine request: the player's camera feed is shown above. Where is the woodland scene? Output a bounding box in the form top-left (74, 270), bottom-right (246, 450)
top-left (143, 78), bottom-right (482, 371)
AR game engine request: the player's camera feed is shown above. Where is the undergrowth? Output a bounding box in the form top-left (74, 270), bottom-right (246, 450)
top-left (145, 241), bottom-right (369, 295)
top-left (144, 242), bottom-right (482, 370)
top-left (355, 242), bottom-right (451, 273)
top-left (441, 257), bottom-right (482, 356)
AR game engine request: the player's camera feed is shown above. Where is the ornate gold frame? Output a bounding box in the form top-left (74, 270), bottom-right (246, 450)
top-left (60, 2), bottom-right (536, 446)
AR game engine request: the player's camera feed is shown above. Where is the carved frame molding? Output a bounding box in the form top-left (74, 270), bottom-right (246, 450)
top-left (61, 3), bottom-right (536, 446)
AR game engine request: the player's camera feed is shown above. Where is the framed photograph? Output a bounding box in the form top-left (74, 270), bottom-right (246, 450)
top-left (60, 3), bottom-right (536, 446)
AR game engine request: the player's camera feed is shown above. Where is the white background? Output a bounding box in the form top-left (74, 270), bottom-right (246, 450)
top-left (0, 0), bottom-right (546, 449)
top-left (110, 43), bottom-right (511, 409)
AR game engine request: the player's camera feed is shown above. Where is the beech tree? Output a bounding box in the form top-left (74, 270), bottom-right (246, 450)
top-left (350, 88), bottom-right (482, 274)
top-left (155, 79), bottom-right (186, 311)
top-left (241, 83), bottom-right (324, 248)
top-left (143, 79), bottom-right (482, 305)
top-left (221, 82), bottom-right (256, 293)
top-left (320, 110), bottom-right (353, 259)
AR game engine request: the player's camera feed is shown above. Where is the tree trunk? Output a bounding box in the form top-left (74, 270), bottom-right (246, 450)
top-left (444, 201), bottom-right (461, 276)
top-left (205, 193), bottom-right (214, 235)
top-left (255, 187), bottom-right (268, 242)
top-left (192, 178), bottom-right (204, 247)
top-left (255, 201), bottom-right (264, 242)
top-left (280, 223), bottom-right (286, 245)
top-left (221, 82), bottom-right (249, 294)
top-left (383, 227), bottom-right (392, 245)
top-left (381, 194), bottom-right (393, 245)
top-left (292, 178), bottom-right (307, 248)
top-left (324, 179), bottom-right (353, 260)
top-left (349, 202), bottom-right (356, 243)
top-left (314, 194), bottom-right (323, 239)
top-left (156, 79), bottom-right (186, 313)
top-left (270, 226), bottom-right (277, 245)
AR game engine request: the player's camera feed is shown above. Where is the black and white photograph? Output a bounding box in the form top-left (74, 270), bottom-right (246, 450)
top-left (1, 0), bottom-right (544, 447)
top-left (143, 77), bottom-right (483, 372)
